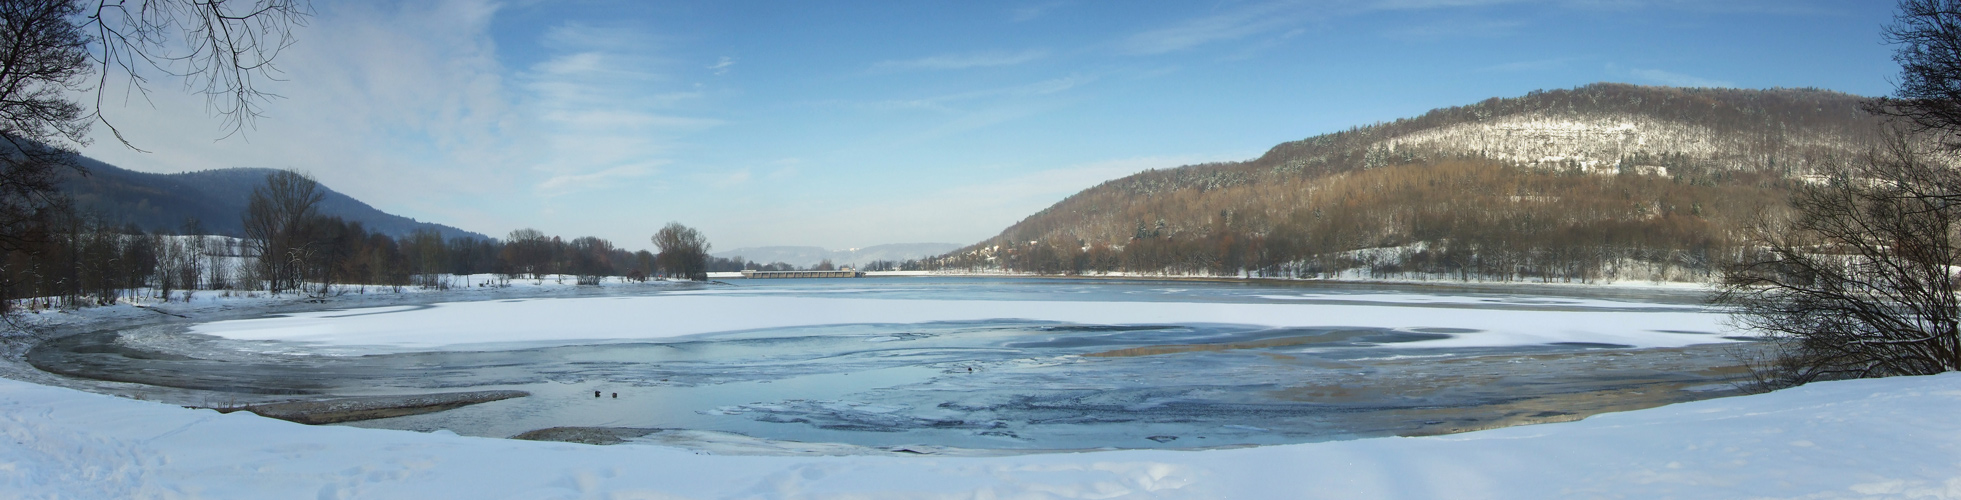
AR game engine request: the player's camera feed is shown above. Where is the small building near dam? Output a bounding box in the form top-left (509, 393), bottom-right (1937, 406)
top-left (739, 269), bottom-right (865, 279)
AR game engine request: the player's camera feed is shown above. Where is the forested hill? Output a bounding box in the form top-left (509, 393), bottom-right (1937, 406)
top-left (943, 83), bottom-right (1885, 281)
top-left (60, 156), bottom-right (486, 241)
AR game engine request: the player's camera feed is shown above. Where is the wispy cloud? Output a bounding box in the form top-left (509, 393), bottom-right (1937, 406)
top-left (1118, 2), bottom-right (1310, 55)
top-left (1557, 0), bottom-right (1836, 15)
top-left (1383, 19), bottom-right (1526, 40)
top-left (833, 75), bottom-right (1094, 113)
top-left (1370, 0), bottom-right (1794, 10)
top-left (78, 0), bottom-right (530, 233)
top-left (523, 21), bottom-right (721, 197)
top-left (1480, 56), bottom-right (1584, 72)
top-left (1116, 0), bottom-right (1809, 57)
top-left (1113, 0), bottom-right (1525, 55)
top-left (701, 168), bottom-right (752, 188)
top-left (1622, 66), bottom-right (1735, 88)
top-left (1370, 0), bottom-right (1531, 9)
top-left (537, 109), bottom-right (721, 129)
top-left (791, 154), bottom-right (1246, 248)
top-left (538, 163), bottom-right (661, 194)
top-left (709, 56), bottom-right (735, 75)
top-left (872, 50), bottom-right (1049, 71)
top-left (765, 161), bottom-right (801, 181)
top-left (1010, 2), bottom-right (1067, 22)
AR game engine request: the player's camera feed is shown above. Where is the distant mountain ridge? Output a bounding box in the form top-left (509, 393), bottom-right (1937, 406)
top-left (61, 155), bottom-right (486, 241)
top-left (714, 243), bottom-right (963, 268)
top-left (970, 83), bottom-right (1881, 251)
top-left (943, 83), bottom-right (1887, 281)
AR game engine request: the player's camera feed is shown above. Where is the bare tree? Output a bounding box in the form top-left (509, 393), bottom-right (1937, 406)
top-left (240, 169), bottom-right (320, 294)
top-left (1717, 0), bottom-right (1961, 389)
top-left (566, 236), bottom-right (613, 285)
top-left (0, 0), bottom-right (307, 313)
top-left (0, 0), bottom-right (93, 262)
top-left (651, 222), bottom-right (709, 281)
top-left (0, 0), bottom-right (312, 240)
top-left (1716, 128), bottom-right (1961, 388)
top-left (403, 228), bottom-right (446, 288)
top-left (501, 228), bottom-right (549, 280)
top-left (80, 0), bottom-right (311, 143)
top-left (1873, 0), bottom-right (1961, 150)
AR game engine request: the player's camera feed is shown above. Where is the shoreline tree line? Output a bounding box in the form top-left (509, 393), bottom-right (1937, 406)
top-left (0, 170), bottom-right (719, 312)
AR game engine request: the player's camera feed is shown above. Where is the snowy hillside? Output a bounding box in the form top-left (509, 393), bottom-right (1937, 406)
top-left (1377, 112), bottom-right (1859, 175)
top-left (3, 367), bottom-right (1955, 498)
top-left (943, 84), bottom-right (1877, 279)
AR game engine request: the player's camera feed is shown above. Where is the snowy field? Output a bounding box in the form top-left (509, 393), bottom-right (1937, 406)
top-left (3, 370), bottom-right (1958, 498)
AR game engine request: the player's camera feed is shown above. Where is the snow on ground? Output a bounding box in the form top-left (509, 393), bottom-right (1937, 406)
top-left (1248, 292), bottom-right (1692, 309)
top-left (3, 369), bottom-right (1958, 498)
top-left (2, 274), bottom-right (681, 334)
top-left (884, 269), bottom-right (1725, 292)
top-left (186, 293), bottom-right (1735, 352)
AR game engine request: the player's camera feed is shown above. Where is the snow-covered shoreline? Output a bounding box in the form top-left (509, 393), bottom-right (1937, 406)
top-left (776, 269), bottom-right (1723, 293)
top-left (4, 366), bottom-right (1956, 498)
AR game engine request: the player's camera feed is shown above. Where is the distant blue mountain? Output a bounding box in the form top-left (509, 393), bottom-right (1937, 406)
top-left (61, 155), bottom-right (487, 240)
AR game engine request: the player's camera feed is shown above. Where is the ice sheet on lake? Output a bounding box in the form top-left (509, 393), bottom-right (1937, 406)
top-left (188, 294), bottom-right (1736, 352)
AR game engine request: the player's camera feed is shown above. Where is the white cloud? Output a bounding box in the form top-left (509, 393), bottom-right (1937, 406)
top-left (521, 21), bottom-right (722, 198)
top-left (706, 168), bottom-right (751, 188)
top-left (78, 0), bottom-right (527, 236)
top-left (721, 155), bottom-right (1242, 249)
top-left (1480, 57), bottom-right (1584, 72)
top-left (709, 56), bottom-right (736, 75)
top-left (1384, 19), bottom-right (1526, 39)
top-left (1119, 2), bottom-right (1310, 55)
top-left (843, 75), bottom-right (1095, 113)
top-left (72, 1), bottom-right (732, 238)
top-left (1370, 0), bottom-right (1531, 8)
top-left (872, 50), bottom-right (1049, 71)
top-left (1010, 2), bottom-right (1067, 22)
top-left (538, 163), bottom-right (661, 194)
top-left (1625, 67), bottom-right (1735, 88)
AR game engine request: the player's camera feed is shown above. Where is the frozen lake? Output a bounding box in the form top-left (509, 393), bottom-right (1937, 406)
top-left (29, 277), bottom-right (1760, 452)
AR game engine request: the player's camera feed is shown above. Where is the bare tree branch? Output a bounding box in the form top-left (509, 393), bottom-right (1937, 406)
top-left (79, 0), bottom-right (310, 146)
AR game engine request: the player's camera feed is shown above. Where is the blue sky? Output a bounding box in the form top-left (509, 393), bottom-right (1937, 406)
top-left (80, 0), bottom-right (1898, 252)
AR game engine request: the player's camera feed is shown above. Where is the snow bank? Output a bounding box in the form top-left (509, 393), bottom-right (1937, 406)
top-left (187, 294), bottom-right (1734, 351)
top-left (4, 371), bottom-right (1957, 498)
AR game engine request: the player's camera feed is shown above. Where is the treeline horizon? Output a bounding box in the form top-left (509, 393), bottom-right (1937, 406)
top-left (920, 160), bottom-right (1795, 282)
top-left (0, 171), bottom-right (804, 312)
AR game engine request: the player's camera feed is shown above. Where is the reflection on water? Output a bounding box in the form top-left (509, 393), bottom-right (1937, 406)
top-left (28, 277), bottom-right (1752, 452)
